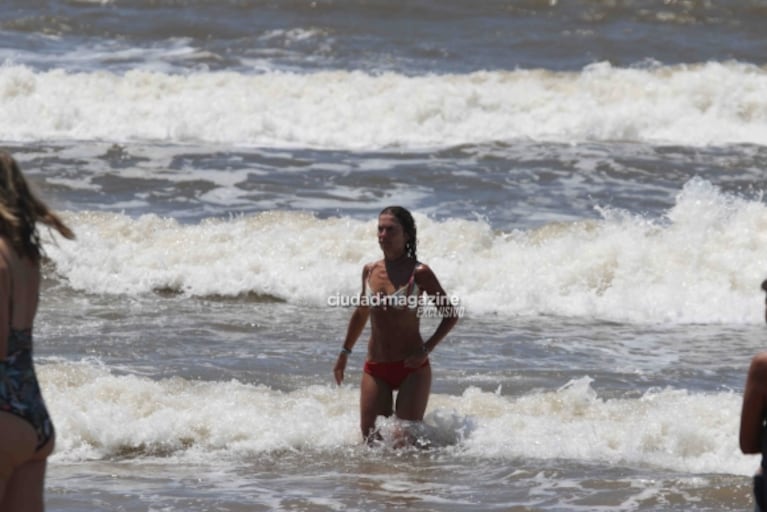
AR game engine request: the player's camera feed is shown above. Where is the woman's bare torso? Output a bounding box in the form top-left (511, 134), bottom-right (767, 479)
top-left (364, 259), bottom-right (424, 362)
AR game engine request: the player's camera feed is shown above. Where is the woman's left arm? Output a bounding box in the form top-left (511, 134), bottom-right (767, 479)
top-left (411, 264), bottom-right (459, 357)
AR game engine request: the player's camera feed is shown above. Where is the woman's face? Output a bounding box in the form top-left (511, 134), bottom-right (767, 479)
top-left (377, 213), bottom-right (408, 255)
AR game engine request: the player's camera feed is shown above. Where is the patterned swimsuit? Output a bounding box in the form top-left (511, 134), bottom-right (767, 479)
top-left (0, 328), bottom-right (54, 450)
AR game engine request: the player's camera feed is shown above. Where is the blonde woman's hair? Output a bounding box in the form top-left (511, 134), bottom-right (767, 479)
top-left (0, 151), bottom-right (74, 261)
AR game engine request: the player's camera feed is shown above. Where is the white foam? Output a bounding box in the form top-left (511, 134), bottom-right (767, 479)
top-left (43, 178), bottom-right (767, 324)
top-left (40, 361), bottom-right (755, 476)
top-left (41, 360), bottom-right (359, 462)
top-left (448, 377), bottom-right (754, 476)
top-left (2, 61), bottom-right (767, 149)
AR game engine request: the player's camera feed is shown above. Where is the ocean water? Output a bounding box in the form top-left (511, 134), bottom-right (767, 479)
top-left (2, 1), bottom-right (767, 510)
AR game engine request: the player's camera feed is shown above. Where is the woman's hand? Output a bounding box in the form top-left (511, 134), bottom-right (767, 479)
top-left (404, 345), bottom-right (429, 368)
top-left (333, 353), bottom-right (348, 385)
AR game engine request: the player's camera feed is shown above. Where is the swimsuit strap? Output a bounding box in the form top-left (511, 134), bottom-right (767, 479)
top-left (363, 262), bottom-right (374, 298)
top-left (8, 328), bottom-right (32, 352)
top-left (366, 260), bottom-right (419, 299)
top-left (0, 247), bottom-right (31, 352)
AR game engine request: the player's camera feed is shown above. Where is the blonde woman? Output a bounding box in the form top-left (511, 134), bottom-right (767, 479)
top-left (0, 151), bottom-right (74, 511)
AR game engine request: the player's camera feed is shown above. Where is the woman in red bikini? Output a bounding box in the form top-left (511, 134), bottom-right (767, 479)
top-left (333, 206), bottom-right (459, 443)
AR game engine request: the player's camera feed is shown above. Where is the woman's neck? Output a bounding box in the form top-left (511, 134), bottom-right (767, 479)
top-left (384, 250), bottom-right (409, 264)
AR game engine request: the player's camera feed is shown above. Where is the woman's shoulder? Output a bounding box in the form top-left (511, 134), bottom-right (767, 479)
top-left (413, 261), bottom-right (433, 276)
top-left (751, 352), bottom-right (767, 371)
top-left (412, 262), bottom-right (448, 293)
top-left (363, 259), bottom-right (385, 273)
top-left (360, 260), bottom-right (380, 282)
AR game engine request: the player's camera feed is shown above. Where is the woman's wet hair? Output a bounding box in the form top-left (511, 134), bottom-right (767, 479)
top-left (0, 151), bottom-right (75, 261)
top-left (380, 206), bottom-right (417, 260)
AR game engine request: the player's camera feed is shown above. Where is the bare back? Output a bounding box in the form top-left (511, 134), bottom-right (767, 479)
top-left (0, 238), bottom-right (40, 350)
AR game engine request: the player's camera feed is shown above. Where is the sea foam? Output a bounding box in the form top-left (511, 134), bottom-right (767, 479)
top-left (40, 360), bottom-right (753, 476)
top-left (43, 178), bottom-right (767, 324)
top-left (1, 61), bottom-right (766, 149)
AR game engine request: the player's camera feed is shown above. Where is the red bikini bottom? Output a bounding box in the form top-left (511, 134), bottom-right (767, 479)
top-left (363, 359), bottom-right (430, 390)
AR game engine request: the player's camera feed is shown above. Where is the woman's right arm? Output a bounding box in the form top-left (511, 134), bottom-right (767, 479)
top-left (333, 265), bottom-right (371, 385)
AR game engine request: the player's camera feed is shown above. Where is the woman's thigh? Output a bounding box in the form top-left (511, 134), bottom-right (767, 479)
top-left (2, 457), bottom-right (47, 512)
top-left (359, 372), bottom-right (393, 438)
top-left (395, 364), bottom-right (431, 421)
top-left (0, 412), bottom-right (39, 506)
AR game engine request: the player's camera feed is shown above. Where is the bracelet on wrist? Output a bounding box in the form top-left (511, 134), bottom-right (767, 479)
top-left (340, 347), bottom-right (352, 355)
